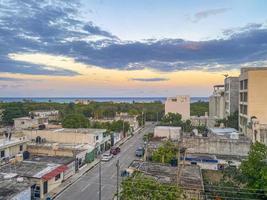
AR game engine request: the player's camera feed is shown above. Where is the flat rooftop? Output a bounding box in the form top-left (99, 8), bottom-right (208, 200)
top-left (179, 165), bottom-right (203, 190)
top-left (129, 160), bottom-right (177, 184)
top-left (0, 174), bottom-right (32, 200)
top-left (0, 137), bottom-right (28, 149)
top-left (26, 155), bottom-right (75, 165)
top-left (0, 161), bottom-right (60, 178)
top-left (209, 128), bottom-right (237, 135)
top-left (52, 128), bottom-right (106, 135)
top-left (155, 126), bottom-right (181, 130)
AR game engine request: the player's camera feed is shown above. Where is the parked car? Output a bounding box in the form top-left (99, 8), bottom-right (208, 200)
top-left (101, 153), bottom-right (113, 161)
top-left (135, 147), bottom-right (144, 157)
top-left (110, 146), bottom-right (121, 155)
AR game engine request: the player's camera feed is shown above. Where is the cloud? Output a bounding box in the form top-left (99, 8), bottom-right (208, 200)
top-left (0, 0), bottom-right (267, 76)
top-left (190, 8), bottom-right (230, 23)
top-left (129, 78), bottom-right (170, 82)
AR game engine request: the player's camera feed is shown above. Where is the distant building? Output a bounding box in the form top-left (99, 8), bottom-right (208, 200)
top-left (114, 112), bottom-right (139, 131)
top-left (209, 85), bottom-right (225, 120)
top-left (30, 110), bottom-right (59, 121)
top-left (154, 126), bottom-right (181, 141)
top-left (165, 95), bottom-right (190, 120)
top-left (14, 116), bottom-right (48, 130)
top-left (224, 77), bottom-right (239, 117)
top-left (0, 109), bottom-right (4, 123)
top-left (74, 99), bottom-right (91, 105)
top-left (0, 135), bottom-right (28, 165)
top-left (239, 67), bottom-right (267, 138)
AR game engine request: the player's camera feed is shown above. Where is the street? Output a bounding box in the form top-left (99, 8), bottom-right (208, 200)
top-left (56, 123), bottom-right (155, 200)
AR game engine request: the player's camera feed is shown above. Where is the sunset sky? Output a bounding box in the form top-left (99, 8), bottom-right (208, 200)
top-left (0, 0), bottom-right (267, 97)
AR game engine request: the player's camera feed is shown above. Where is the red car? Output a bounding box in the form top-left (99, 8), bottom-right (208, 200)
top-left (110, 146), bottom-right (121, 155)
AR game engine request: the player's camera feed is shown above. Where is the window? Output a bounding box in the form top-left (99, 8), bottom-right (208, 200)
top-left (19, 145), bottom-right (23, 151)
top-left (95, 136), bottom-right (99, 141)
top-left (55, 173), bottom-right (61, 181)
top-left (240, 80), bottom-right (243, 90)
top-left (244, 92), bottom-right (248, 102)
top-left (244, 79), bottom-right (248, 90)
top-left (21, 121), bottom-right (25, 124)
top-left (43, 181), bottom-right (48, 194)
top-left (0, 150), bottom-right (5, 158)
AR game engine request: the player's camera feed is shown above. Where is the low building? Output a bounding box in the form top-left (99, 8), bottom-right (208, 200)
top-left (165, 95), bottom-right (190, 120)
top-left (74, 99), bottom-right (91, 105)
top-left (154, 126), bottom-right (181, 141)
top-left (30, 110), bottom-right (59, 121)
top-left (0, 135), bottom-right (29, 165)
top-left (26, 155), bottom-right (75, 180)
top-left (248, 117), bottom-right (267, 145)
top-left (209, 127), bottom-right (239, 139)
top-left (190, 114), bottom-right (208, 127)
top-left (26, 142), bottom-right (93, 169)
top-left (23, 128), bottom-right (110, 154)
top-left (0, 161), bottom-right (67, 199)
top-left (14, 117), bottom-right (48, 130)
top-left (114, 112), bottom-right (139, 131)
top-left (0, 174), bottom-right (32, 200)
top-left (129, 160), bottom-right (178, 184)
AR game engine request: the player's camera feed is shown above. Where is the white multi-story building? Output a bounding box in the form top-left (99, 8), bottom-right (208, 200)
top-left (165, 95), bottom-right (190, 120)
top-left (224, 77), bottom-right (239, 117)
top-left (209, 85), bottom-right (225, 120)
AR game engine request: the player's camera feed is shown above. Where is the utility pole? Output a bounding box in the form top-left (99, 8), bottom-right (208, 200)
top-left (116, 159), bottom-right (120, 200)
top-left (99, 160), bottom-right (101, 200)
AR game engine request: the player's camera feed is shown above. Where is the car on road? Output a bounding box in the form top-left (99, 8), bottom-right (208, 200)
top-left (135, 147), bottom-right (144, 157)
top-left (110, 146), bottom-right (121, 155)
top-left (101, 153), bottom-right (113, 161)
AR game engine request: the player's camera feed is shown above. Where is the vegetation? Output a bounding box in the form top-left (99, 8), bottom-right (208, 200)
top-left (152, 141), bottom-right (178, 164)
top-left (120, 175), bottom-right (181, 200)
top-left (190, 101), bottom-right (209, 116)
top-left (62, 114), bottom-right (90, 128)
top-left (203, 142), bottom-right (267, 199)
top-left (216, 111), bottom-right (239, 129)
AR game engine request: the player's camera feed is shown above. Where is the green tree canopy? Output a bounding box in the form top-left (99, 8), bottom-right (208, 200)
top-left (120, 175), bottom-right (181, 200)
top-left (152, 141), bottom-right (178, 164)
top-left (62, 114), bottom-right (89, 128)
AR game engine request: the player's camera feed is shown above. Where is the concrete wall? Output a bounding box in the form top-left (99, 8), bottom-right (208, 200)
top-left (182, 136), bottom-right (251, 156)
top-left (154, 126), bottom-right (181, 141)
top-left (11, 187), bottom-right (31, 200)
top-left (165, 96), bottom-right (190, 120)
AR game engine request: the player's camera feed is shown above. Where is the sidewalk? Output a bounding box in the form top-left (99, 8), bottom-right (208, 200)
top-left (50, 130), bottom-right (139, 199)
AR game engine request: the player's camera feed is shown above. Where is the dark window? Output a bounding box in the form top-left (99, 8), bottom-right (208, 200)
top-left (96, 136), bottom-right (99, 141)
top-left (55, 173), bottom-right (61, 181)
top-left (43, 181), bottom-right (48, 194)
top-left (19, 145), bottom-right (23, 151)
top-left (244, 79), bottom-right (248, 90)
top-left (240, 80), bottom-right (244, 90)
top-left (0, 150), bottom-right (5, 158)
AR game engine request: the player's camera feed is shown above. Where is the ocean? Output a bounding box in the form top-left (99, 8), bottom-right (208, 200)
top-left (0, 97), bottom-right (208, 103)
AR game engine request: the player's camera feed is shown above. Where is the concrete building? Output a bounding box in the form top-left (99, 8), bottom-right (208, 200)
top-left (23, 128), bottom-right (110, 154)
top-left (0, 136), bottom-right (28, 165)
top-left (239, 67), bottom-right (267, 138)
top-left (114, 112), bottom-right (139, 131)
top-left (0, 161), bottom-right (67, 199)
top-left (0, 109), bottom-right (4, 124)
top-left (154, 126), bottom-right (181, 141)
top-left (248, 117), bottom-right (267, 145)
top-left (165, 95), bottom-right (190, 120)
top-left (30, 110), bottom-right (59, 121)
top-left (14, 116), bottom-right (48, 130)
top-left (0, 174), bottom-right (32, 200)
top-left (209, 85), bottom-right (225, 120)
top-left (224, 77), bottom-right (239, 117)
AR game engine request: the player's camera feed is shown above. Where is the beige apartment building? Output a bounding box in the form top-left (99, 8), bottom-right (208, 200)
top-left (165, 95), bottom-right (190, 120)
top-left (239, 67), bottom-right (267, 144)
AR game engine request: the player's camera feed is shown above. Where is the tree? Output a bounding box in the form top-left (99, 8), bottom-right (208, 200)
top-left (160, 113), bottom-right (183, 127)
top-left (190, 101), bottom-right (209, 116)
top-left (120, 175), bottom-right (181, 200)
top-left (152, 141), bottom-right (178, 164)
top-left (62, 114), bottom-right (89, 128)
top-left (2, 105), bottom-right (28, 125)
top-left (239, 142), bottom-right (267, 198)
top-left (216, 111), bottom-right (239, 130)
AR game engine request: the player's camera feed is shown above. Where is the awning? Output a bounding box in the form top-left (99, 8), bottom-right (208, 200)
top-left (42, 165), bottom-right (68, 181)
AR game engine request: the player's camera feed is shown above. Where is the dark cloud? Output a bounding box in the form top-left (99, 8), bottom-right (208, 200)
top-left (129, 78), bottom-right (170, 82)
top-left (0, 0), bottom-right (267, 75)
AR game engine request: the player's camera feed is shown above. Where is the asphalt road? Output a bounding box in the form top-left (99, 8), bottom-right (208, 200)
top-left (56, 123), bottom-right (155, 200)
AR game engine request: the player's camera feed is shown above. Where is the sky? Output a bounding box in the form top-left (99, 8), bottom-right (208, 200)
top-left (0, 0), bottom-right (267, 97)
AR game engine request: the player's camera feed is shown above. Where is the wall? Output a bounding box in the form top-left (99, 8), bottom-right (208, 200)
top-left (154, 126), bottom-right (181, 141)
top-left (11, 187), bottom-right (31, 200)
top-left (182, 136), bottom-right (251, 156)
